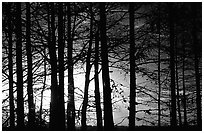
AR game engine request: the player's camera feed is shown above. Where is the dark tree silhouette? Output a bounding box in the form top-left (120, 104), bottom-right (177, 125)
top-left (169, 4), bottom-right (177, 127)
top-left (81, 3), bottom-right (93, 130)
top-left (94, 30), bottom-right (103, 130)
top-left (15, 3), bottom-right (25, 130)
top-left (157, 4), bottom-right (161, 127)
top-left (182, 38), bottom-right (187, 126)
top-left (7, 3), bottom-right (15, 129)
top-left (67, 2), bottom-right (76, 130)
top-left (175, 36), bottom-right (182, 126)
top-left (191, 3), bottom-right (202, 129)
top-left (26, 2), bottom-right (35, 128)
top-left (39, 54), bottom-right (46, 125)
top-left (1, 2), bottom-right (202, 131)
top-left (48, 3), bottom-right (60, 130)
top-left (58, 3), bottom-right (65, 130)
top-left (129, 3), bottom-right (136, 130)
top-left (99, 2), bottom-right (114, 130)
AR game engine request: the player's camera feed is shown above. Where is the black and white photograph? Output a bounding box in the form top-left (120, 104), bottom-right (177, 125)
top-left (1, 1), bottom-right (202, 131)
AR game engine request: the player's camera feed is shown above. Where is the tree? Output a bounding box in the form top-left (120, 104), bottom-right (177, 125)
top-left (157, 4), bottom-right (161, 127)
top-left (58, 3), bottom-right (65, 130)
top-left (191, 3), bottom-right (202, 129)
top-left (129, 3), bottom-right (136, 130)
top-left (16, 3), bottom-right (25, 130)
top-left (100, 2), bottom-right (114, 130)
top-left (7, 2), bottom-right (15, 129)
top-left (94, 30), bottom-right (103, 130)
top-left (182, 38), bottom-right (187, 126)
top-left (169, 3), bottom-right (177, 127)
top-left (48, 3), bottom-right (60, 130)
top-left (175, 36), bottom-right (182, 126)
top-left (67, 2), bottom-right (76, 130)
top-left (26, 2), bottom-right (35, 128)
top-left (81, 3), bottom-right (93, 130)
top-left (39, 54), bottom-right (46, 126)
top-left (2, 2), bottom-right (202, 130)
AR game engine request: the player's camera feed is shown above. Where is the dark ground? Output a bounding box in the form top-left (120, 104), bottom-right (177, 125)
top-left (2, 125), bottom-right (202, 131)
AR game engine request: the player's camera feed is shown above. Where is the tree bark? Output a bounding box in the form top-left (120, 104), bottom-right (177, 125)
top-left (16, 3), bottom-right (25, 130)
top-left (26, 2), bottom-right (35, 128)
top-left (67, 3), bottom-right (76, 130)
top-left (7, 3), bottom-right (15, 129)
top-left (58, 3), bottom-right (65, 130)
top-left (81, 3), bottom-right (93, 130)
top-left (129, 3), bottom-right (136, 130)
top-left (99, 3), bottom-right (114, 130)
top-left (169, 3), bottom-right (177, 127)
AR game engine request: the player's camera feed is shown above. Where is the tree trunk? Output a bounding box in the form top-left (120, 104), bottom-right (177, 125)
top-left (46, 3), bottom-right (51, 128)
top-left (81, 3), bottom-right (93, 130)
top-left (7, 3), bottom-right (15, 129)
top-left (129, 3), bottom-right (136, 130)
top-left (182, 40), bottom-right (187, 126)
top-left (48, 3), bottom-right (59, 130)
top-left (39, 55), bottom-right (46, 125)
top-left (169, 3), bottom-right (177, 127)
top-left (191, 3), bottom-right (202, 129)
top-left (39, 40), bottom-right (47, 125)
top-left (26, 2), bottom-right (35, 128)
top-left (67, 3), bottom-right (76, 130)
top-left (58, 3), bottom-right (65, 130)
top-left (175, 37), bottom-right (182, 126)
top-left (94, 30), bottom-right (103, 130)
top-left (157, 3), bottom-right (161, 127)
top-left (99, 3), bottom-right (114, 130)
top-left (16, 3), bottom-right (25, 130)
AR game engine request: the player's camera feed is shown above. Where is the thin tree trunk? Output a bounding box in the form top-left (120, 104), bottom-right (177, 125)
top-left (175, 36), bottom-right (182, 126)
top-left (39, 37), bottom-right (48, 124)
top-left (169, 3), bottom-right (177, 127)
top-left (16, 3), bottom-right (25, 130)
top-left (7, 3), bottom-right (15, 129)
top-left (39, 31), bottom-right (48, 125)
top-left (182, 40), bottom-right (187, 126)
top-left (99, 3), bottom-right (114, 130)
top-left (81, 3), bottom-right (93, 130)
top-left (94, 30), bottom-right (103, 130)
top-left (46, 3), bottom-right (51, 127)
top-left (58, 3), bottom-right (65, 130)
top-left (48, 3), bottom-right (59, 130)
top-left (26, 2), bottom-right (35, 128)
top-left (191, 3), bottom-right (202, 129)
top-left (39, 54), bottom-right (46, 125)
top-left (67, 3), bottom-right (75, 130)
top-left (129, 3), bottom-right (136, 130)
top-left (157, 3), bottom-right (161, 127)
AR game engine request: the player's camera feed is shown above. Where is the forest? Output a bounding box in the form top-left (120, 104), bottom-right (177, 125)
top-left (2, 2), bottom-right (202, 131)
